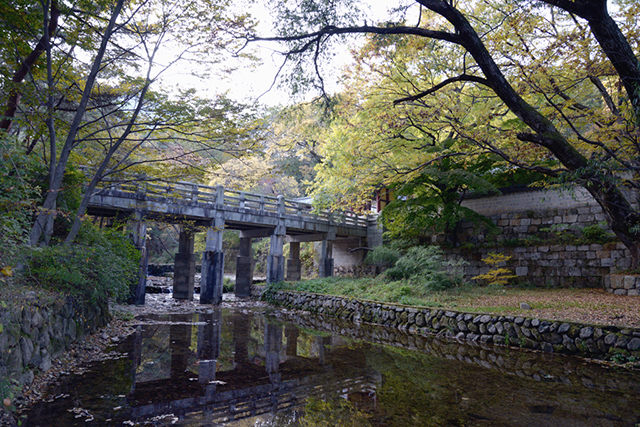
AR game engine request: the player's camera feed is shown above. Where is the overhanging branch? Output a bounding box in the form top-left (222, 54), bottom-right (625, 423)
top-left (393, 74), bottom-right (492, 105)
top-left (250, 24), bottom-right (461, 46)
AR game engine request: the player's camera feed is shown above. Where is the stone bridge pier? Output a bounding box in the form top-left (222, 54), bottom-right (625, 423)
top-left (128, 218), bottom-right (376, 305)
top-left (132, 224), bottom-right (374, 306)
top-left (90, 183), bottom-right (374, 305)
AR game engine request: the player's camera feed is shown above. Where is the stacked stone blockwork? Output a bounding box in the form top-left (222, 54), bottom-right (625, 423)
top-left (436, 187), bottom-right (637, 291)
top-left (259, 287), bottom-right (640, 360)
top-left (0, 294), bottom-right (109, 387)
top-left (443, 242), bottom-right (631, 289)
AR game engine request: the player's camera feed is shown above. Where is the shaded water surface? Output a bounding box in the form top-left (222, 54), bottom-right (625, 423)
top-left (24, 306), bottom-right (640, 426)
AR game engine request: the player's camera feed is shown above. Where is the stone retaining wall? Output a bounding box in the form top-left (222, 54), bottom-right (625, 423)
top-left (257, 287), bottom-right (640, 360)
top-left (0, 294), bottom-right (110, 388)
top-left (333, 265), bottom-right (377, 277)
top-left (443, 242), bottom-right (632, 288)
top-left (270, 310), bottom-right (640, 397)
top-left (432, 187), bottom-right (636, 289)
top-left (331, 244), bottom-right (635, 291)
top-left (458, 185), bottom-right (636, 244)
top-left (606, 274), bottom-right (640, 296)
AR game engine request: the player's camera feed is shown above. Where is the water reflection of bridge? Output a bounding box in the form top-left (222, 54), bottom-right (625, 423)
top-left (122, 310), bottom-right (378, 424)
top-left (87, 181), bottom-right (376, 305)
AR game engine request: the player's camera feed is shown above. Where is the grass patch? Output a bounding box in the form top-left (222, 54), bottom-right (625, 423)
top-left (271, 277), bottom-right (633, 324)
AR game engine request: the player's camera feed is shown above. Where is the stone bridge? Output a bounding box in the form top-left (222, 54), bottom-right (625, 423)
top-left (87, 180), bottom-right (379, 304)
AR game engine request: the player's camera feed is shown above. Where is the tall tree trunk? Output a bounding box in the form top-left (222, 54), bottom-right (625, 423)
top-left (418, 0), bottom-right (640, 266)
top-left (29, 0), bottom-right (125, 246)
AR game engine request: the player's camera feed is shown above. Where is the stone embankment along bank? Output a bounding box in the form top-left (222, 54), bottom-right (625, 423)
top-left (271, 310), bottom-right (640, 400)
top-left (0, 294), bottom-right (109, 388)
top-left (257, 287), bottom-right (640, 359)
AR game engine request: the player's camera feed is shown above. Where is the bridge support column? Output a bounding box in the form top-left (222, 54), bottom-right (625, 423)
top-left (267, 226), bottom-right (286, 284)
top-left (173, 226), bottom-right (196, 300)
top-left (285, 324), bottom-right (299, 357)
top-left (286, 241), bottom-right (302, 282)
top-left (265, 322), bottom-right (282, 376)
top-left (198, 310), bottom-right (221, 386)
top-left (319, 239), bottom-right (334, 278)
top-left (235, 236), bottom-right (253, 297)
top-left (267, 196), bottom-right (286, 284)
top-left (233, 311), bottom-right (251, 364)
top-left (130, 213), bottom-right (147, 305)
top-left (201, 210), bottom-right (225, 304)
top-left (170, 313), bottom-right (192, 379)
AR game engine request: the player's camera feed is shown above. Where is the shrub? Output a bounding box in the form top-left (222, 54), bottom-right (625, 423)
top-left (472, 252), bottom-right (517, 286)
top-left (385, 246), bottom-right (467, 291)
top-left (365, 246), bottom-right (401, 268)
top-left (26, 225), bottom-right (140, 303)
top-left (581, 224), bottom-right (611, 243)
top-left (223, 277), bottom-right (234, 293)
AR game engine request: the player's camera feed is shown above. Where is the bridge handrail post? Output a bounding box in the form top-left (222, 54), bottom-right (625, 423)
top-left (191, 184), bottom-right (198, 203)
top-left (259, 195), bottom-right (265, 215)
top-left (215, 185), bottom-right (224, 209)
top-left (239, 192), bottom-right (246, 210)
top-left (277, 195), bottom-right (285, 216)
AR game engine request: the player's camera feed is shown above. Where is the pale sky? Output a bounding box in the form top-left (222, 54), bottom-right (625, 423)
top-left (158, 0), bottom-right (410, 107)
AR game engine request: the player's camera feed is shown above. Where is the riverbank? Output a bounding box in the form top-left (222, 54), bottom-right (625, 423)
top-left (0, 293), bottom-right (266, 427)
top-left (262, 278), bottom-right (640, 328)
top-left (258, 283), bottom-right (640, 362)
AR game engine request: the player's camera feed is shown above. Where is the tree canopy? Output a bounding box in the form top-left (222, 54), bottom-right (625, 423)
top-left (253, 0), bottom-right (640, 265)
top-left (0, 0), bottom-right (262, 246)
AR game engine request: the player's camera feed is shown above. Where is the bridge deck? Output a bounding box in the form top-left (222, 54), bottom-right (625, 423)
top-left (88, 181), bottom-right (370, 237)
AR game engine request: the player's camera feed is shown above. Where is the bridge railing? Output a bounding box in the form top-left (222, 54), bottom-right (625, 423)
top-left (98, 180), bottom-right (369, 228)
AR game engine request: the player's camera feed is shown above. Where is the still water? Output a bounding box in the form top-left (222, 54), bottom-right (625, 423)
top-left (24, 305), bottom-right (640, 426)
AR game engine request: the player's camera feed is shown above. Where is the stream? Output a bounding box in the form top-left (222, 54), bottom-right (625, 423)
top-left (23, 302), bottom-right (640, 426)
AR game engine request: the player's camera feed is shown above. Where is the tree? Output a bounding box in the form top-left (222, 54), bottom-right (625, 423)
top-left (208, 154), bottom-right (303, 198)
top-left (380, 148), bottom-right (499, 246)
top-left (253, 0), bottom-right (640, 266)
top-left (0, 0), bottom-right (260, 246)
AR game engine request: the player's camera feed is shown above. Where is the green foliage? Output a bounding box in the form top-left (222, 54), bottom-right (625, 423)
top-left (380, 147), bottom-right (499, 244)
top-left (263, 248), bottom-right (468, 306)
top-left (581, 224), bottom-right (612, 244)
top-left (0, 136), bottom-right (44, 266)
top-left (609, 349), bottom-right (639, 365)
top-left (299, 242), bottom-right (317, 278)
top-left (302, 395), bottom-right (372, 427)
top-left (261, 281), bottom-right (294, 303)
top-left (385, 246), bottom-right (467, 292)
top-left (364, 246), bottom-right (400, 268)
top-left (25, 225), bottom-right (140, 303)
top-left (252, 238), bottom-right (272, 275)
top-left (223, 277), bottom-right (234, 293)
